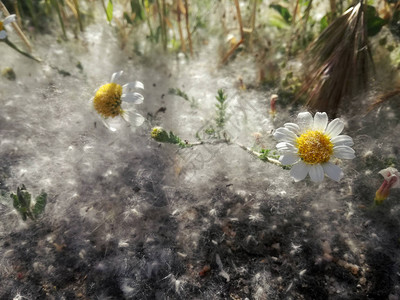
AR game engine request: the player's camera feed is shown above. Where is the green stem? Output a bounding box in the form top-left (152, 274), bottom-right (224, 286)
top-left (156, 0), bottom-right (167, 50)
top-left (25, 0), bottom-right (39, 29)
top-left (186, 140), bottom-right (283, 167)
top-left (50, 0), bottom-right (67, 38)
top-left (73, 0), bottom-right (84, 32)
top-left (144, 4), bottom-right (154, 41)
top-left (3, 39), bottom-right (41, 62)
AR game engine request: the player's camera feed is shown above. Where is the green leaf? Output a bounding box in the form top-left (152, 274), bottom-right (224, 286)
top-left (17, 185), bottom-right (31, 209)
top-left (365, 5), bottom-right (388, 37)
top-left (270, 4), bottom-right (292, 23)
top-left (33, 191), bottom-right (47, 219)
top-left (11, 193), bottom-right (20, 210)
top-left (106, 0), bottom-right (113, 22)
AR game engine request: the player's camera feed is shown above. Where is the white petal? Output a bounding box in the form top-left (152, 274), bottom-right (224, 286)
top-left (111, 71), bottom-right (123, 83)
top-left (313, 112), bottom-right (328, 131)
top-left (122, 92), bottom-right (144, 104)
top-left (279, 153), bottom-right (299, 165)
top-left (0, 30), bottom-right (7, 39)
top-left (325, 118), bottom-right (344, 137)
top-left (296, 112), bottom-right (313, 132)
top-left (3, 15), bottom-right (16, 25)
top-left (290, 161), bottom-right (310, 182)
top-left (309, 164), bottom-right (325, 182)
top-left (331, 135), bottom-right (354, 147)
top-left (273, 127), bottom-right (297, 143)
top-left (276, 142), bottom-right (297, 153)
top-left (123, 111), bottom-right (145, 126)
top-left (102, 117), bottom-right (121, 132)
top-left (123, 81), bottom-right (144, 91)
top-left (284, 123), bottom-right (301, 135)
top-left (333, 145), bottom-right (355, 159)
top-left (322, 162), bottom-right (343, 182)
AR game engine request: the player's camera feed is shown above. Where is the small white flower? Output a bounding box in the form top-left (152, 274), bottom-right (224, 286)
top-left (274, 112), bottom-right (355, 182)
top-left (93, 71), bottom-right (145, 131)
top-left (0, 14), bottom-right (16, 40)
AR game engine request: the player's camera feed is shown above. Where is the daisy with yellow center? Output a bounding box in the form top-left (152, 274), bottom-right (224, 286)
top-left (0, 14), bottom-right (16, 40)
top-left (274, 112), bottom-right (355, 182)
top-left (93, 71), bottom-right (144, 131)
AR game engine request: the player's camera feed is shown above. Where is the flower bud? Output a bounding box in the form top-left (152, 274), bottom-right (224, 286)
top-left (374, 167), bottom-right (400, 205)
top-left (151, 127), bottom-right (170, 143)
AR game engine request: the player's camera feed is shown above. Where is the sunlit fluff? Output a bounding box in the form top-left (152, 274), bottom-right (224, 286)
top-left (274, 112), bottom-right (355, 182)
top-left (93, 71), bottom-right (144, 131)
top-left (0, 14), bottom-right (16, 39)
top-left (374, 167), bottom-right (400, 205)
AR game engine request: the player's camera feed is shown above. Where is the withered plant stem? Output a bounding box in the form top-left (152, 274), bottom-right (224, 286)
top-left (73, 0), bottom-right (83, 32)
top-left (234, 0), bottom-right (244, 39)
top-left (287, 0), bottom-right (300, 57)
top-left (222, 0), bottom-right (244, 64)
top-left (0, 1), bottom-right (32, 51)
top-left (368, 88), bottom-right (400, 113)
top-left (184, 0), bottom-right (193, 55)
top-left (177, 0), bottom-right (186, 53)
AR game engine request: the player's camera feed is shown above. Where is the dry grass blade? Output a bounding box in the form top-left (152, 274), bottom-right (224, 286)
top-left (367, 88), bottom-right (400, 113)
top-left (299, 1), bottom-right (373, 117)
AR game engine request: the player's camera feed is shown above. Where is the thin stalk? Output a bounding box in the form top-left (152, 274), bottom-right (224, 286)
top-left (222, 0), bottom-right (244, 63)
top-left (235, 142), bottom-right (282, 166)
top-left (234, 0), bottom-right (244, 39)
top-left (50, 0), bottom-right (67, 38)
top-left (221, 39), bottom-right (243, 64)
top-left (177, 0), bottom-right (186, 52)
top-left (156, 0), bottom-right (167, 50)
top-left (188, 140), bottom-right (282, 167)
top-left (3, 39), bottom-right (41, 62)
top-left (248, 0), bottom-right (257, 48)
top-left (183, 0), bottom-right (193, 55)
top-left (287, 0), bottom-right (300, 57)
top-left (162, 0), bottom-right (168, 50)
top-left (24, 0), bottom-right (38, 29)
top-left (73, 0), bottom-right (83, 32)
top-left (330, 0), bottom-right (336, 20)
top-left (144, 3), bottom-right (155, 40)
top-left (0, 1), bottom-right (32, 51)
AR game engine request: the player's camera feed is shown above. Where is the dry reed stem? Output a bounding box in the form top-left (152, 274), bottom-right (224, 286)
top-left (368, 88), bottom-right (400, 112)
top-left (222, 0), bottom-right (244, 64)
top-left (177, 0), bottom-right (186, 53)
top-left (0, 1), bottom-right (32, 51)
top-left (184, 0), bottom-right (193, 55)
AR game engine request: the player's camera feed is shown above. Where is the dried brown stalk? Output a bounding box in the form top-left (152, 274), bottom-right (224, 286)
top-left (176, 0), bottom-right (186, 52)
top-left (299, 1), bottom-right (373, 117)
top-left (0, 1), bottom-right (32, 51)
top-left (368, 88), bottom-right (400, 112)
top-left (221, 0), bottom-right (244, 64)
top-left (183, 0), bottom-right (193, 55)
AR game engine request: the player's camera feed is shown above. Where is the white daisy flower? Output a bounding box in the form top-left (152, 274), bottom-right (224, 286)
top-left (0, 14), bottom-right (16, 40)
top-left (273, 112), bottom-right (355, 182)
top-left (93, 71), bottom-right (145, 131)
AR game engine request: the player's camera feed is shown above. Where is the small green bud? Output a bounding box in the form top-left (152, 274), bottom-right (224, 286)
top-left (151, 127), bottom-right (171, 143)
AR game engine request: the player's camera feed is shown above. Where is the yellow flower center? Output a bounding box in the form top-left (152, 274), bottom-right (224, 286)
top-left (93, 83), bottom-right (123, 118)
top-left (0, 21), bottom-right (4, 31)
top-left (296, 130), bottom-right (333, 164)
